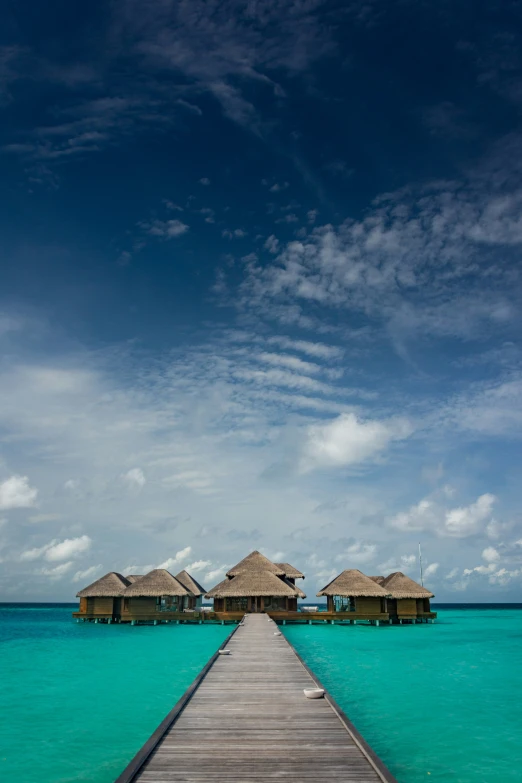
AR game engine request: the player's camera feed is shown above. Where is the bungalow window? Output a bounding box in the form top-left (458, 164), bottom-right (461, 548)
top-left (225, 597), bottom-right (248, 611)
top-left (156, 596), bottom-right (178, 611)
top-left (334, 596), bottom-right (356, 612)
top-left (265, 597), bottom-right (286, 611)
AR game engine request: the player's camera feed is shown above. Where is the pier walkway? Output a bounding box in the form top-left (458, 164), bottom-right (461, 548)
top-left (116, 614), bottom-right (396, 783)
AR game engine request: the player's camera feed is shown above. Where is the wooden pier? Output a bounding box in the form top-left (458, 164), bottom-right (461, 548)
top-left (115, 613), bottom-right (397, 783)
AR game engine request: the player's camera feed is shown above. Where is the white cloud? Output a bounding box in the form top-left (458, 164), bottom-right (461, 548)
top-left (482, 546), bottom-right (500, 563)
top-left (20, 535), bottom-right (91, 562)
top-left (445, 494), bottom-right (497, 538)
top-left (391, 499), bottom-right (438, 532)
top-left (445, 567), bottom-right (459, 580)
top-left (241, 176), bottom-right (522, 343)
top-left (390, 493), bottom-right (497, 538)
top-left (267, 336), bottom-right (343, 359)
top-left (302, 413), bottom-right (412, 471)
top-left (269, 182), bottom-right (289, 192)
top-left (205, 566), bottom-right (229, 585)
top-left (157, 546), bottom-right (192, 570)
top-left (264, 235), bottom-right (280, 254)
top-left (145, 219), bottom-right (189, 238)
top-left (256, 352), bottom-right (321, 375)
top-left (122, 467), bottom-right (146, 488)
top-left (235, 367), bottom-right (334, 394)
top-left (186, 559), bottom-right (212, 572)
top-left (45, 535), bottom-right (92, 562)
top-left (40, 561), bottom-right (74, 579)
top-left (423, 562), bottom-right (439, 578)
top-left (0, 475), bottom-right (38, 510)
top-left (72, 564), bottom-right (103, 583)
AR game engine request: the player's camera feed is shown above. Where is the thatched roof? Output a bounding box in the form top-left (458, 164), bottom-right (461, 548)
top-left (227, 550), bottom-right (285, 576)
top-left (206, 569), bottom-right (301, 598)
top-left (175, 569), bottom-right (206, 596)
top-left (382, 571), bottom-right (434, 599)
top-left (283, 577), bottom-right (306, 598)
top-left (77, 572), bottom-right (129, 598)
top-left (122, 569), bottom-right (190, 597)
top-left (275, 562), bottom-right (305, 579)
top-left (125, 575), bottom-right (144, 583)
top-left (369, 575), bottom-right (385, 585)
top-left (317, 569), bottom-right (390, 597)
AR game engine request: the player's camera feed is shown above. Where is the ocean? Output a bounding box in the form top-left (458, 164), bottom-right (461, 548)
top-left (0, 604), bottom-right (229, 783)
top-left (284, 605), bottom-right (522, 782)
top-left (0, 604), bottom-right (520, 782)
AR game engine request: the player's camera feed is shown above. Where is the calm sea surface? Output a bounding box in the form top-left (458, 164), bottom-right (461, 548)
top-left (0, 604), bottom-right (229, 783)
top-left (284, 605), bottom-right (522, 783)
top-left (1, 604), bottom-right (521, 783)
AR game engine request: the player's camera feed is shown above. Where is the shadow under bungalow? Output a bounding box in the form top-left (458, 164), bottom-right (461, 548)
top-left (73, 550), bottom-right (436, 625)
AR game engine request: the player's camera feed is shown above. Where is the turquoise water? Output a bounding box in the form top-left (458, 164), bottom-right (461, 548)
top-left (1, 605), bottom-right (521, 783)
top-left (284, 606), bottom-right (522, 783)
top-left (0, 605), bottom-right (229, 783)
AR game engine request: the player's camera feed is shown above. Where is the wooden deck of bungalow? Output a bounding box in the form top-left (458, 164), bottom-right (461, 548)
top-left (114, 613), bottom-right (397, 783)
top-left (73, 608), bottom-right (436, 624)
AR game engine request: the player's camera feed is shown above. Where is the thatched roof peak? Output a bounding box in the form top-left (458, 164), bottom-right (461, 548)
top-left (227, 550), bottom-right (285, 576)
top-left (175, 569), bottom-right (206, 596)
top-left (122, 569), bottom-right (190, 597)
top-left (369, 575), bottom-right (385, 584)
top-left (275, 562), bottom-right (305, 579)
top-left (206, 569), bottom-right (302, 598)
top-left (382, 571), bottom-right (434, 599)
top-left (317, 569), bottom-right (390, 597)
top-left (77, 572), bottom-right (129, 598)
top-left (125, 574), bottom-right (144, 583)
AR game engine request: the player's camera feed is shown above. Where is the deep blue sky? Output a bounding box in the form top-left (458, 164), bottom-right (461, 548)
top-left (1, 0), bottom-right (522, 599)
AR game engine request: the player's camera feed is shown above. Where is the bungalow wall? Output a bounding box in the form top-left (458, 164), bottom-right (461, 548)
top-left (79, 597), bottom-right (114, 616)
top-left (121, 597), bottom-right (157, 617)
top-left (326, 596), bottom-right (386, 614)
top-left (396, 598), bottom-right (417, 616)
top-left (417, 598), bottom-right (431, 613)
top-left (213, 596), bottom-right (295, 613)
top-left (355, 597), bottom-right (385, 614)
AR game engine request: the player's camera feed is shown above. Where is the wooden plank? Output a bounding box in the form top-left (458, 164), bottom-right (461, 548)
top-left (114, 614), bottom-right (397, 783)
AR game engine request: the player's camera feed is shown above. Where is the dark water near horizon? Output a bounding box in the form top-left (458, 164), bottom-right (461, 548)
top-left (0, 603), bottom-right (521, 782)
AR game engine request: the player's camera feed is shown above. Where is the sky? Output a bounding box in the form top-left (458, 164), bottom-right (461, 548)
top-left (1, 0), bottom-right (522, 601)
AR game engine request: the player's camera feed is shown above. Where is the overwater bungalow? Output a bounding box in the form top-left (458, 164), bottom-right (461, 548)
top-left (380, 571), bottom-right (435, 623)
top-left (76, 571), bottom-right (130, 622)
top-left (120, 568), bottom-right (191, 621)
top-left (206, 550), bottom-right (306, 614)
top-left (174, 569), bottom-right (206, 609)
top-left (316, 569), bottom-right (390, 622)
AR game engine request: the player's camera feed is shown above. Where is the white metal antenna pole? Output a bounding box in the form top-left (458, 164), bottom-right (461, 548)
top-left (418, 541), bottom-right (424, 587)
